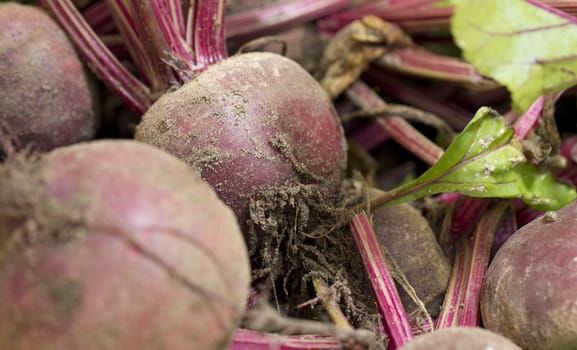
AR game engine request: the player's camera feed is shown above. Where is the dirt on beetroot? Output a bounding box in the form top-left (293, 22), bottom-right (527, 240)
top-left (0, 152), bottom-right (86, 259)
top-left (246, 179), bottom-right (386, 339)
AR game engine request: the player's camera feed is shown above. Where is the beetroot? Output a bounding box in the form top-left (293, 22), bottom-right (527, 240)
top-left (481, 200), bottom-right (577, 350)
top-left (398, 327), bottom-right (521, 350)
top-left (135, 52), bottom-right (347, 227)
top-left (40, 0), bottom-right (347, 234)
top-left (371, 201), bottom-right (451, 318)
top-left (0, 2), bottom-right (98, 152)
top-left (0, 140), bottom-right (250, 350)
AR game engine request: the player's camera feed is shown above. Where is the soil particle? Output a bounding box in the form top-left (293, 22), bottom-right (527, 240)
top-left (0, 152), bottom-right (86, 264)
top-left (247, 181), bottom-right (385, 344)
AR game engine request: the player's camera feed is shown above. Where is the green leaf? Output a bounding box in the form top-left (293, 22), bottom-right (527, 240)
top-left (450, 0), bottom-right (577, 112)
top-left (371, 107), bottom-right (577, 211)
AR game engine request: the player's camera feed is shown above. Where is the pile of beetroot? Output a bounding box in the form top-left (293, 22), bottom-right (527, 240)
top-left (2, 0), bottom-right (577, 349)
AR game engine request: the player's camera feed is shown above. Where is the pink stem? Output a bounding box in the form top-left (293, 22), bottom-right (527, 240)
top-left (318, 0), bottom-right (577, 33)
top-left (376, 48), bottom-right (494, 88)
top-left (149, 0), bottom-right (196, 66)
top-left (436, 202), bottom-right (507, 328)
top-left (347, 120), bottom-right (390, 152)
top-left (225, 0), bottom-right (350, 40)
top-left (446, 197), bottom-right (490, 243)
top-left (513, 95), bottom-right (545, 138)
top-left (42, 0), bottom-right (152, 114)
top-left (350, 212), bottom-right (412, 349)
top-left (527, 0), bottom-right (577, 23)
top-left (438, 192), bottom-right (460, 203)
top-left (458, 203), bottom-right (506, 326)
top-left (103, 0), bottom-right (161, 87)
top-left (364, 70), bottom-right (471, 130)
top-left (47, 0), bottom-right (228, 112)
top-left (317, 2), bottom-right (452, 34)
top-left (346, 81), bottom-right (443, 165)
top-left (435, 240), bottom-right (469, 329)
top-left (192, 0), bottom-right (227, 66)
top-left (82, 1), bottom-right (117, 34)
top-left (513, 91), bottom-right (564, 138)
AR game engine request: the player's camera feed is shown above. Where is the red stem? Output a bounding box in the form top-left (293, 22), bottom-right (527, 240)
top-left (317, 2), bottom-right (452, 34)
top-left (513, 95), bottom-right (545, 138)
top-left (375, 48), bottom-right (495, 88)
top-left (45, 0), bottom-right (228, 113)
top-left (513, 91), bottom-right (564, 138)
top-left (446, 197), bottom-right (490, 243)
top-left (435, 239), bottom-right (469, 329)
top-left (193, 0), bottom-right (227, 66)
top-left (318, 0), bottom-right (577, 33)
top-left (358, 5), bottom-right (453, 33)
top-left (458, 204), bottom-right (505, 326)
top-left (225, 0), bottom-right (350, 40)
top-left (346, 81), bottom-right (443, 165)
top-left (42, 0), bottom-right (152, 114)
top-left (104, 0), bottom-right (160, 87)
top-left (149, 0), bottom-right (195, 64)
top-left (350, 212), bottom-right (413, 349)
top-left (347, 120), bottom-right (390, 152)
top-left (436, 202), bottom-right (507, 328)
top-left (82, 1), bottom-right (118, 34)
top-left (364, 69), bottom-right (471, 130)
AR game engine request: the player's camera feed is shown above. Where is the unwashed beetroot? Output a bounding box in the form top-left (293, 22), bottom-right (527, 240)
top-left (0, 140), bottom-right (250, 350)
top-left (371, 201), bottom-right (451, 318)
top-left (398, 327), bottom-right (521, 350)
top-left (481, 199), bottom-right (577, 350)
top-left (0, 2), bottom-right (98, 152)
top-left (41, 0), bottom-right (347, 234)
top-left (135, 52), bottom-right (347, 228)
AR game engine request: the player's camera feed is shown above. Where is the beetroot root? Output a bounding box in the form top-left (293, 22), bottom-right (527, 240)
top-left (0, 2), bottom-right (98, 152)
top-left (481, 200), bottom-right (577, 350)
top-left (135, 52), bottom-right (347, 229)
top-left (0, 140), bottom-right (250, 350)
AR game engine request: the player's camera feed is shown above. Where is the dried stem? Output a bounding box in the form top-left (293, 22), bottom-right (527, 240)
top-left (243, 300), bottom-right (376, 349)
top-left (312, 277), bottom-right (353, 329)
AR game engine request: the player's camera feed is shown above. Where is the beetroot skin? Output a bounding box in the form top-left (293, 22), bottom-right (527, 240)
top-left (135, 52), bottom-right (347, 228)
top-left (0, 140), bottom-right (250, 350)
top-left (481, 200), bottom-right (577, 350)
top-left (0, 2), bottom-right (98, 152)
top-left (398, 327), bottom-right (521, 350)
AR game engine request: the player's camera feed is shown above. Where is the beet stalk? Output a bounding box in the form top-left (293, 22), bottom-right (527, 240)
top-left (435, 201), bottom-right (508, 328)
top-left (349, 212), bottom-right (413, 349)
